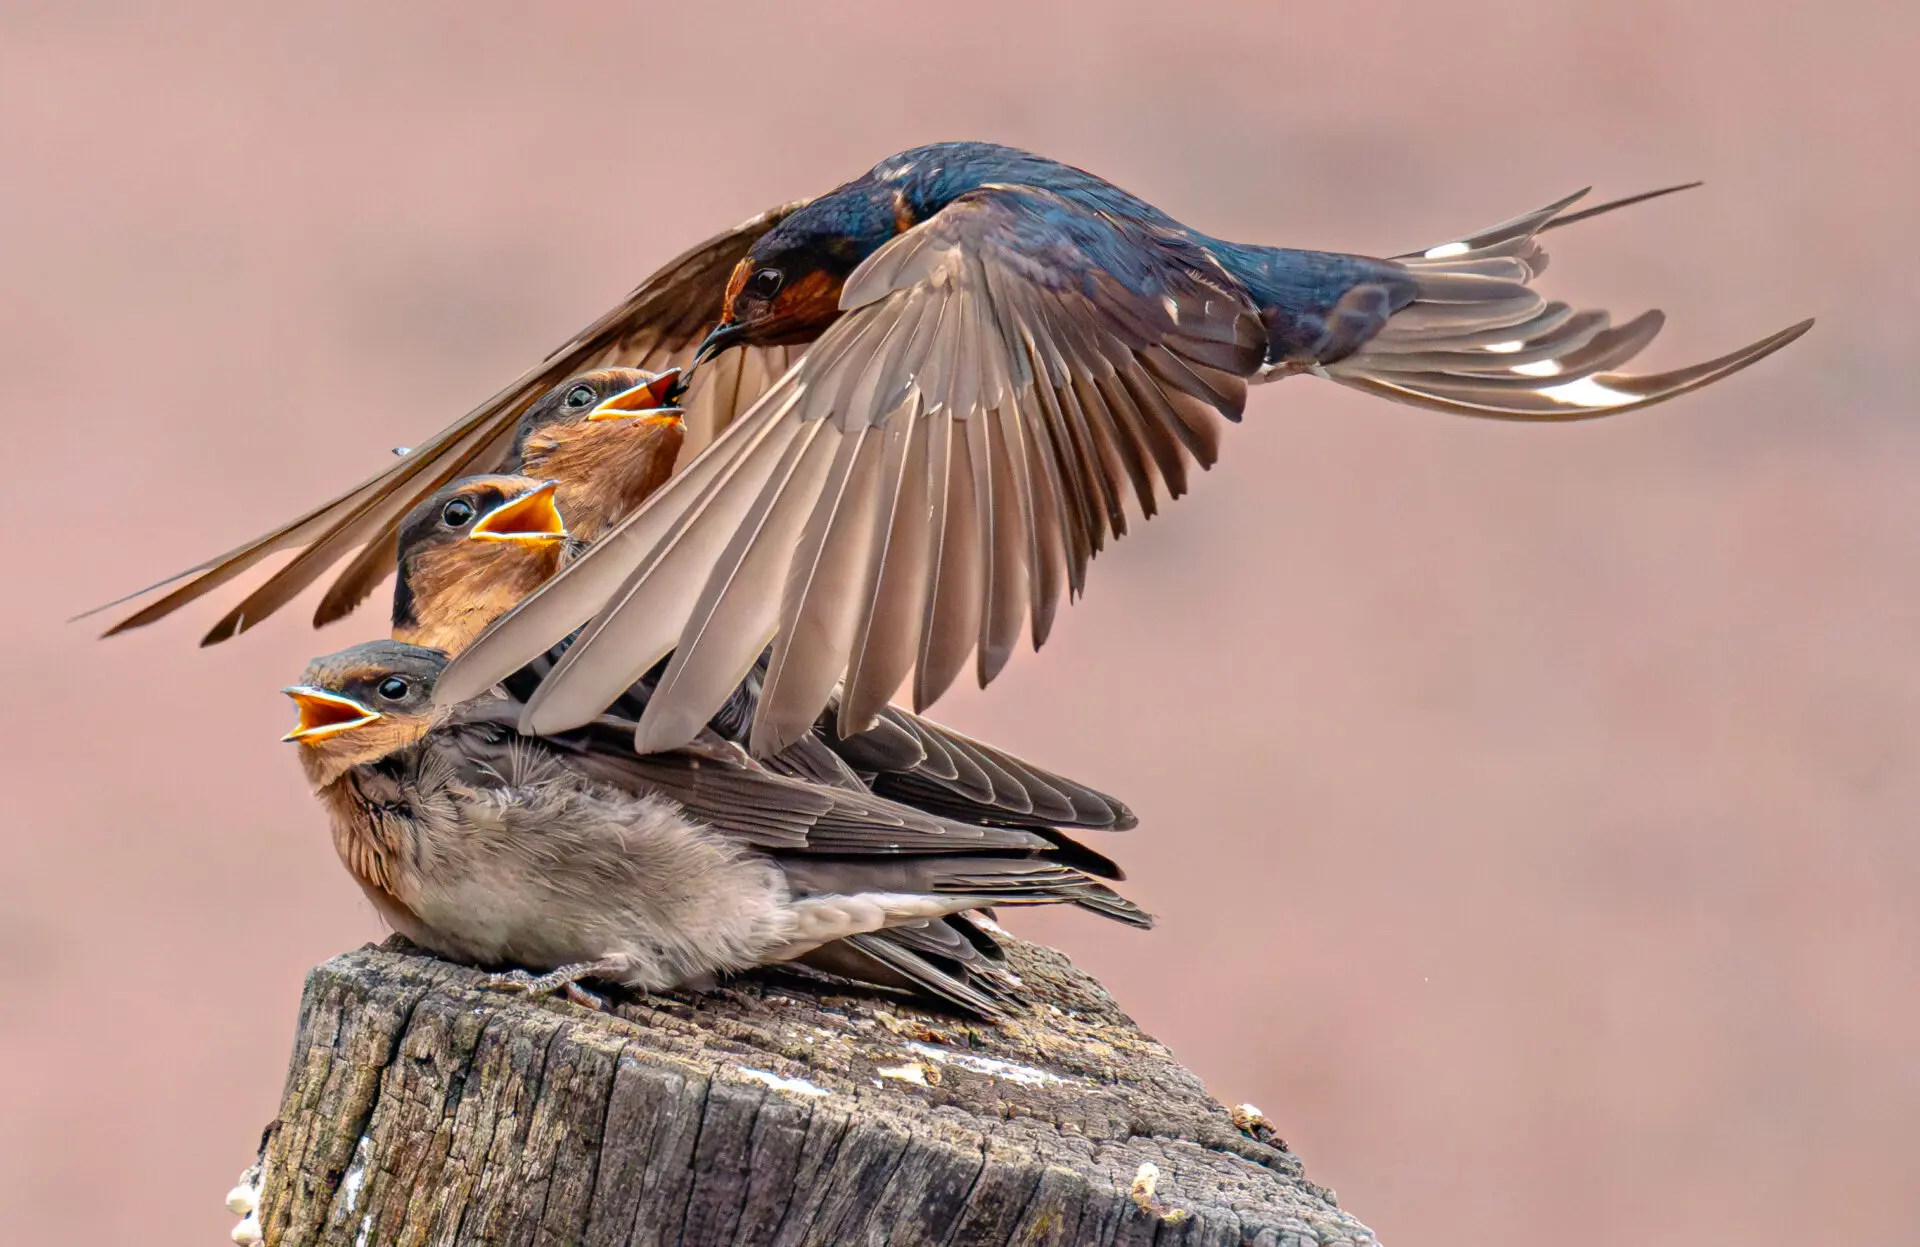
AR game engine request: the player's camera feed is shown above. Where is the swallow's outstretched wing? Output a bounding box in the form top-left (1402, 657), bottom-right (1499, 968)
top-left (89, 200), bottom-right (811, 641)
top-left (446, 185), bottom-right (1268, 752)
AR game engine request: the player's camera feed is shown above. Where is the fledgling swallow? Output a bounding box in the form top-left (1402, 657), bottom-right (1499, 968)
top-left (104, 143), bottom-right (1810, 764)
top-left (391, 475), bottom-right (573, 654)
top-left (282, 640), bottom-right (1144, 1018)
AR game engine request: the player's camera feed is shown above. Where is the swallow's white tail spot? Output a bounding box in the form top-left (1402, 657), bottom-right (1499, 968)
top-left (1540, 376), bottom-right (1639, 407)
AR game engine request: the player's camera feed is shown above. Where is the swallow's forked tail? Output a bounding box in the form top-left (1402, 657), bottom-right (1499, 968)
top-left (1322, 187), bottom-right (1812, 420)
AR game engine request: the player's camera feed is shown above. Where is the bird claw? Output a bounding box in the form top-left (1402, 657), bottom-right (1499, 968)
top-left (561, 982), bottom-right (610, 1011)
top-left (481, 964), bottom-right (614, 1011)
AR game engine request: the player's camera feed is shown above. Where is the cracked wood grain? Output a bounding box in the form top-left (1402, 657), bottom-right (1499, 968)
top-left (251, 936), bottom-right (1375, 1246)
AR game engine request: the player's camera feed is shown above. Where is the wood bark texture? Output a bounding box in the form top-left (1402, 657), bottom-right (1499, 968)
top-left (248, 935), bottom-right (1376, 1246)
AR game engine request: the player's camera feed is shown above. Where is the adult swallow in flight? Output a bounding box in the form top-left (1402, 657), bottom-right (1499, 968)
top-left (99, 143), bottom-right (1809, 760)
top-left (437, 143), bottom-right (1810, 755)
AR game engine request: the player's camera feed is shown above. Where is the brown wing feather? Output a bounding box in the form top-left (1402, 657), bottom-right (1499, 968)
top-left (838, 403), bottom-right (933, 737)
top-left (313, 511), bottom-right (412, 627)
top-left (753, 427), bottom-right (885, 755)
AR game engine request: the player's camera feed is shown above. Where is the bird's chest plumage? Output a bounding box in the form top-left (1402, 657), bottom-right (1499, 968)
top-left (522, 427), bottom-right (680, 541)
top-left (322, 769), bottom-right (425, 930)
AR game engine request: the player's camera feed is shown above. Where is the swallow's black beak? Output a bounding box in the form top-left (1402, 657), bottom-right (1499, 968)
top-left (692, 319), bottom-right (749, 372)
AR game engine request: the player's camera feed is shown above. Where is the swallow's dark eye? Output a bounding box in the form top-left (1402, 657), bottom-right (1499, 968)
top-left (747, 268), bottom-right (783, 300)
top-left (376, 676), bottom-right (410, 701)
top-left (564, 384), bottom-right (596, 409)
top-left (441, 498), bottom-right (475, 527)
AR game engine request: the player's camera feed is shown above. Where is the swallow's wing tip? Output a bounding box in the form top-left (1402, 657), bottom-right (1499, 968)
top-left (91, 603), bottom-right (166, 638)
top-left (71, 603), bottom-right (128, 634)
top-left (70, 570), bottom-right (203, 628)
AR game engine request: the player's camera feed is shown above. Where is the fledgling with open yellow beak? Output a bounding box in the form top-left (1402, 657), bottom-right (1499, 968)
top-left (279, 639), bottom-right (1144, 1019)
top-left (507, 366), bottom-right (684, 543)
top-left (391, 475), bottom-right (573, 654)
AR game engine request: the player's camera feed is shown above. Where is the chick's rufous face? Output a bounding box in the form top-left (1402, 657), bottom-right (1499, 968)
top-left (392, 476), bottom-right (571, 651)
top-left (513, 369), bottom-right (687, 540)
top-left (282, 642), bottom-right (449, 780)
top-left (510, 367), bottom-right (685, 472)
top-left (396, 475), bottom-right (569, 564)
top-left (551, 368), bottom-right (685, 427)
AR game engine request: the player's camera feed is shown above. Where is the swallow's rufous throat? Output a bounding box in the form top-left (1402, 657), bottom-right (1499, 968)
top-left (282, 640), bottom-right (1144, 1018)
top-left (105, 142), bottom-right (1811, 759)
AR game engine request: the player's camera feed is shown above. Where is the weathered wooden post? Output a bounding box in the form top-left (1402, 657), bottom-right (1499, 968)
top-left (231, 936), bottom-right (1375, 1246)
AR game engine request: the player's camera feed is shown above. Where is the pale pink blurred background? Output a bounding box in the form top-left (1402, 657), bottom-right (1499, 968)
top-left (4, 2), bottom-right (1915, 1242)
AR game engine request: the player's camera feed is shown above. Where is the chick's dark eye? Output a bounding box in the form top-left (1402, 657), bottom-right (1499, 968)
top-left (563, 384), bottom-right (596, 409)
top-left (747, 267), bottom-right (783, 300)
top-left (441, 498), bottom-right (475, 527)
top-left (376, 676), bottom-right (410, 701)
